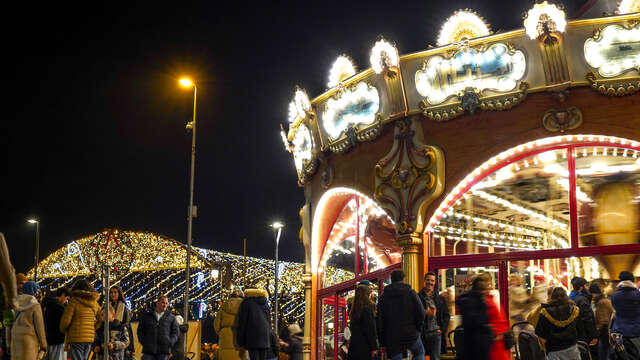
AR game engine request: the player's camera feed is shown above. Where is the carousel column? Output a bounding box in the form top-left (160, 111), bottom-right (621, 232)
top-left (397, 233), bottom-right (423, 291)
top-left (302, 273), bottom-right (312, 360)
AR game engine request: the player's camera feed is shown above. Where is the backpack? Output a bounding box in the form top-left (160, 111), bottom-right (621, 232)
top-left (515, 331), bottom-right (545, 360)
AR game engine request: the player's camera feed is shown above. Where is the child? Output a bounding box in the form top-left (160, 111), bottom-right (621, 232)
top-left (94, 310), bottom-right (129, 360)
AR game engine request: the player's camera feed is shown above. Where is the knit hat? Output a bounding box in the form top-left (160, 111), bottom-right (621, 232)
top-left (358, 280), bottom-right (372, 286)
top-left (589, 282), bottom-right (602, 294)
top-left (22, 281), bottom-right (38, 296)
top-left (16, 273), bottom-right (28, 283)
top-left (619, 271), bottom-right (635, 282)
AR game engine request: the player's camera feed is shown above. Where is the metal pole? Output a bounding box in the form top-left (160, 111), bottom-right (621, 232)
top-left (184, 85), bottom-right (197, 334)
top-left (274, 228), bottom-right (282, 334)
top-left (34, 221), bottom-right (40, 282)
top-left (104, 267), bottom-right (110, 360)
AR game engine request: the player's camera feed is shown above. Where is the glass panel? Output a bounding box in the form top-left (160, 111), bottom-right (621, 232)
top-left (575, 146), bottom-right (640, 277)
top-left (337, 289), bottom-right (353, 357)
top-left (431, 148), bottom-right (571, 256)
top-left (320, 299), bottom-right (335, 360)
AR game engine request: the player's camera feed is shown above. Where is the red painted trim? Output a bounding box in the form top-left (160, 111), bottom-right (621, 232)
top-left (568, 146), bottom-right (579, 249)
top-left (355, 197), bottom-right (361, 277)
top-left (317, 263), bottom-right (402, 297)
top-left (318, 196), bottom-right (354, 270)
top-left (333, 293), bottom-right (338, 360)
top-left (498, 261), bottom-right (509, 319)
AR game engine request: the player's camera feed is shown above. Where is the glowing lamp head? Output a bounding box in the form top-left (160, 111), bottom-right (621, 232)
top-left (370, 38), bottom-right (399, 74)
top-left (437, 10), bottom-right (490, 46)
top-left (618, 0), bottom-right (640, 14)
top-left (523, 1), bottom-right (566, 40)
top-left (328, 55), bottom-right (357, 88)
top-left (271, 222), bottom-right (285, 230)
top-left (27, 219), bottom-right (38, 224)
top-left (179, 78), bottom-right (194, 88)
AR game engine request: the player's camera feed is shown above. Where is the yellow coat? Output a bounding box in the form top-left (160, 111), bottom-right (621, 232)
top-left (60, 290), bottom-right (102, 343)
top-left (214, 297), bottom-right (247, 360)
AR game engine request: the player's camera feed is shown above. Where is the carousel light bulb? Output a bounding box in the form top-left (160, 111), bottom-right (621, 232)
top-left (328, 55), bottom-right (356, 88)
top-left (524, 1), bottom-right (566, 39)
top-left (370, 38), bottom-right (399, 74)
top-left (437, 10), bottom-right (490, 46)
top-left (618, 0), bottom-right (640, 14)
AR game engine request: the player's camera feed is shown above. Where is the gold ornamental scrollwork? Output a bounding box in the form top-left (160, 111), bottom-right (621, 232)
top-left (585, 72), bottom-right (640, 97)
top-left (374, 118), bottom-right (445, 235)
top-left (542, 106), bottom-right (583, 133)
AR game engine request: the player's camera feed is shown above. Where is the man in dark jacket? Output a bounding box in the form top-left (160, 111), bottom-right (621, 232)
top-left (569, 277), bottom-right (596, 359)
top-left (137, 296), bottom-right (179, 360)
top-left (42, 287), bottom-right (70, 360)
top-left (236, 288), bottom-right (272, 360)
top-left (418, 272), bottom-right (450, 360)
top-left (611, 271), bottom-right (640, 339)
top-left (377, 270), bottom-right (425, 360)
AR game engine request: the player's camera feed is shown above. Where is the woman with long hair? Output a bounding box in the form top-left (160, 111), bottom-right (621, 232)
top-left (535, 287), bottom-right (582, 360)
top-left (108, 286), bottom-right (129, 324)
top-left (347, 284), bottom-right (378, 359)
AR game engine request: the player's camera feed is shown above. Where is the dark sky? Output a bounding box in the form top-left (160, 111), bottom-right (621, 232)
top-left (2, 1), bottom-right (589, 273)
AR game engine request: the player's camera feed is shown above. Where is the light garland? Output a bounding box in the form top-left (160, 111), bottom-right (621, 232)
top-left (437, 10), bottom-right (490, 46)
top-left (523, 1), bottom-right (567, 40)
top-left (370, 38), bottom-right (399, 74)
top-left (328, 55), bottom-right (357, 88)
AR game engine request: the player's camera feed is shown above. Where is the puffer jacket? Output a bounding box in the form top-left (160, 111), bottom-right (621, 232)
top-left (534, 302), bottom-right (580, 353)
top-left (377, 281), bottom-right (424, 356)
top-left (236, 289), bottom-right (272, 350)
top-left (214, 296), bottom-right (247, 360)
top-left (60, 289), bottom-right (102, 343)
top-left (9, 294), bottom-right (47, 360)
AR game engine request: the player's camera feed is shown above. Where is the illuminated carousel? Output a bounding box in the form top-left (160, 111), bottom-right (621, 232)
top-left (280, 2), bottom-right (640, 360)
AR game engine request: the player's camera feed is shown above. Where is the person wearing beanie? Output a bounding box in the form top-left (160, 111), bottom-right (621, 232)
top-left (9, 280), bottom-right (47, 360)
top-left (15, 273), bottom-right (28, 295)
top-left (569, 276), bottom-right (596, 354)
top-left (590, 282), bottom-right (613, 360)
top-left (611, 271), bottom-right (640, 338)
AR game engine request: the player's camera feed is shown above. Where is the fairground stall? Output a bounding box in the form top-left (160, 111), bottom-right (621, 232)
top-left (280, 2), bottom-right (639, 359)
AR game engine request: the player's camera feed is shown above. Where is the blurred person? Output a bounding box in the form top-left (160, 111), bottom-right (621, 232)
top-left (136, 295), bottom-right (179, 360)
top-left (278, 324), bottom-right (302, 360)
top-left (15, 274), bottom-right (27, 297)
top-left (264, 330), bottom-right (279, 360)
top-left (171, 305), bottom-right (188, 360)
top-left (347, 285), bottom-right (377, 360)
top-left (484, 275), bottom-right (511, 360)
top-left (214, 290), bottom-right (247, 360)
top-left (535, 287), bottom-right (582, 360)
top-left (418, 272), bottom-right (450, 360)
top-left (509, 274), bottom-right (531, 324)
top-left (60, 280), bottom-right (102, 360)
top-left (0, 234), bottom-right (16, 309)
top-left (589, 282), bottom-right (613, 360)
top-left (610, 271), bottom-right (640, 339)
top-left (42, 287), bottom-right (70, 360)
top-left (236, 288), bottom-right (272, 360)
top-left (93, 309), bottom-right (129, 360)
top-left (377, 270), bottom-right (425, 360)
top-left (9, 281), bottom-right (47, 360)
top-left (456, 274), bottom-right (494, 360)
top-left (569, 276), bottom-right (596, 357)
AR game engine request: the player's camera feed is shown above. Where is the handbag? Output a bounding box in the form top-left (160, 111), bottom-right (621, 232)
top-left (502, 330), bottom-right (516, 349)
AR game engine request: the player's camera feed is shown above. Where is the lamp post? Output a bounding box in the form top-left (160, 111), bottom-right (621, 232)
top-left (271, 222), bottom-right (284, 334)
top-left (27, 219), bottom-right (40, 282)
top-left (179, 77), bottom-right (197, 326)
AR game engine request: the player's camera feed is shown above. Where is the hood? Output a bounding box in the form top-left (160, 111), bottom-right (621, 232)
top-left (617, 280), bottom-right (637, 289)
top-left (540, 303), bottom-right (579, 328)
top-left (71, 289), bottom-right (100, 307)
top-left (383, 282), bottom-right (413, 297)
top-left (15, 294), bottom-right (40, 312)
top-left (244, 288), bottom-right (268, 299)
top-left (223, 297), bottom-right (243, 314)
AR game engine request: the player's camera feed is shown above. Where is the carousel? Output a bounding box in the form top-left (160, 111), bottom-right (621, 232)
top-left (279, 2), bottom-right (640, 360)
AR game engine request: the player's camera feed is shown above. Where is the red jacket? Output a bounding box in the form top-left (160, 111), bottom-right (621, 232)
top-left (485, 294), bottom-right (510, 360)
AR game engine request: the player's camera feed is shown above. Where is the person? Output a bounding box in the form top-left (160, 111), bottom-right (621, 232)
top-left (535, 287), bottom-right (582, 360)
top-left (107, 287), bottom-right (129, 326)
top-left (137, 295), bottom-right (179, 360)
top-left (214, 290), bottom-right (247, 360)
top-left (610, 271), bottom-right (640, 339)
top-left (94, 309), bottom-right (129, 360)
top-left (590, 282), bottom-right (613, 360)
top-left (42, 287), bottom-right (70, 360)
top-left (8, 281), bottom-right (47, 360)
top-left (418, 272), bottom-right (450, 360)
top-left (456, 274), bottom-right (494, 360)
top-left (236, 288), bottom-right (272, 360)
top-left (15, 274), bottom-right (27, 296)
top-left (377, 270), bottom-right (425, 360)
top-left (508, 274), bottom-right (531, 324)
top-left (347, 285), bottom-right (377, 359)
top-left (569, 276), bottom-right (596, 357)
top-left (484, 279), bottom-right (511, 360)
top-left (279, 324), bottom-right (303, 360)
top-left (265, 330), bottom-right (279, 360)
top-left (60, 279), bottom-right (102, 360)
top-left (171, 305), bottom-right (188, 360)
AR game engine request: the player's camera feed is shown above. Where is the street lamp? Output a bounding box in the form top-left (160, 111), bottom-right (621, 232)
top-left (27, 219), bottom-right (40, 282)
top-left (179, 77), bottom-right (197, 326)
top-left (271, 221), bottom-right (284, 334)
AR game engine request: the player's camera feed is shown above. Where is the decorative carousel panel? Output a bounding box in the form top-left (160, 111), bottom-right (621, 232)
top-left (584, 23), bottom-right (640, 78)
top-left (415, 43), bottom-right (526, 105)
top-left (291, 123), bottom-right (317, 183)
top-left (320, 81), bottom-right (383, 153)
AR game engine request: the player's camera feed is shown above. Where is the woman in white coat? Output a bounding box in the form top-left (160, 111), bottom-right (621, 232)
top-left (10, 280), bottom-right (47, 360)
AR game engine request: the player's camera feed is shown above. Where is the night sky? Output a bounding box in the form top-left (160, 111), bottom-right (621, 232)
top-left (2, 1), bottom-right (590, 273)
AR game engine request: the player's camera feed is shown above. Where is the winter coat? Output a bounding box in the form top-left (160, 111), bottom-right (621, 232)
top-left (60, 289), bottom-right (102, 343)
top-left (9, 294), bottom-right (47, 360)
top-left (282, 336), bottom-right (302, 360)
top-left (534, 302), bottom-right (580, 353)
top-left (171, 314), bottom-right (188, 360)
top-left (42, 295), bottom-right (66, 345)
top-left (136, 310), bottom-right (179, 355)
top-left (456, 291), bottom-right (493, 360)
top-left (418, 287), bottom-right (450, 353)
top-left (94, 320), bottom-right (130, 360)
top-left (592, 295), bottom-right (613, 338)
top-left (485, 294), bottom-right (510, 360)
top-left (236, 289), bottom-right (271, 350)
top-left (348, 306), bottom-right (377, 360)
top-left (376, 281), bottom-right (424, 357)
top-left (610, 280), bottom-right (640, 337)
top-left (265, 332), bottom-right (279, 359)
top-left (570, 291), bottom-right (596, 342)
top-left (214, 296), bottom-right (247, 360)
